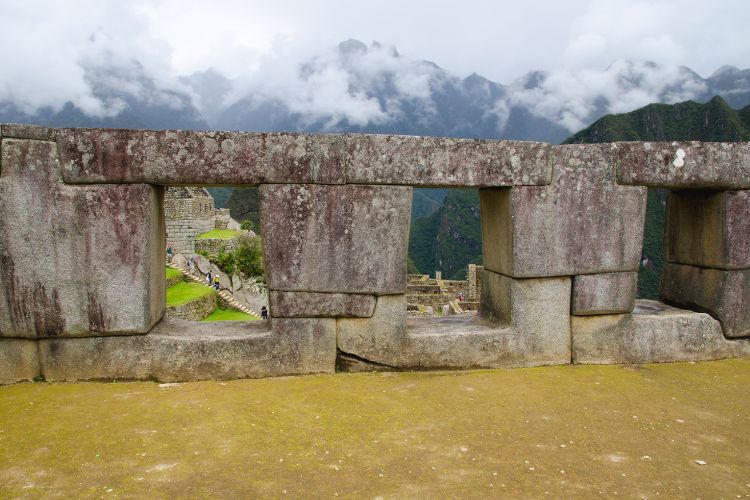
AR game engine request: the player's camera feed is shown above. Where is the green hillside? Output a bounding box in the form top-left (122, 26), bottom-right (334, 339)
top-left (565, 96), bottom-right (750, 143)
top-left (409, 189), bottom-right (482, 279)
top-left (564, 95), bottom-right (750, 299)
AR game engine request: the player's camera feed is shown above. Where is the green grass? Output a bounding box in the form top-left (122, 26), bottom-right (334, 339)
top-left (166, 281), bottom-right (214, 307)
top-left (196, 229), bottom-right (243, 240)
top-left (165, 267), bottom-right (182, 280)
top-left (201, 308), bottom-right (258, 322)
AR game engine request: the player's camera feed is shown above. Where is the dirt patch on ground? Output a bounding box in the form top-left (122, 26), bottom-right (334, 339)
top-left (1, 359), bottom-right (750, 497)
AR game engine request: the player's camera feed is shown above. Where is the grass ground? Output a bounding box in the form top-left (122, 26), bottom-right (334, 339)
top-left (165, 281), bottom-right (213, 307)
top-left (201, 308), bottom-right (258, 322)
top-left (165, 267), bottom-right (182, 280)
top-left (1, 359), bottom-right (749, 497)
top-left (195, 229), bottom-right (243, 240)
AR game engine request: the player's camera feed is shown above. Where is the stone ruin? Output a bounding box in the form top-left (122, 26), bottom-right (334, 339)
top-left (407, 265), bottom-right (483, 315)
top-left (0, 123), bottom-right (748, 383)
top-left (164, 186), bottom-right (240, 254)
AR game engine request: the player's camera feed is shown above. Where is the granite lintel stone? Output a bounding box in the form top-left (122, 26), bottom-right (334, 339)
top-left (57, 129), bottom-right (348, 185)
top-left (345, 135), bottom-right (553, 187)
top-left (616, 141), bottom-right (750, 188)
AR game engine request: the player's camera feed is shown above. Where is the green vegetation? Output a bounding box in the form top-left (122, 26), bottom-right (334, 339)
top-left (409, 189), bottom-right (482, 279)
top-left (210, 235), bottom-right (265, 279)
top-left (563, 95), bottom-right (750, 299)
top-left (240, 219), bottom-right (255, 232)
top-left (201, 308), bottom-right (258, 322)
top-left (196, 228), bottom-right (243, 240)
top-left (227, 187), bottom-right (261, 234)
top-left (2, 359), bottom-right (750, 497)
top-left (166, 281), bottom-right (214, 307)
top-left (165, 267), bottom-right (182, 280)
top-left (564, 96), bottom-right (750, 144)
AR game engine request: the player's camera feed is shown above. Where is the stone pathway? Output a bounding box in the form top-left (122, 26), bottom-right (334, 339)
top-left (166, 262), bottom-right (260, 319)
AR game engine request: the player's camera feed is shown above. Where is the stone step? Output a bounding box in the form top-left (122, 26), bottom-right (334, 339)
top-left (167, 263), bottom-right (260, 319)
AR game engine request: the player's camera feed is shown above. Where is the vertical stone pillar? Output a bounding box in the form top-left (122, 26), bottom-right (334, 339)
top-left (0, 137), bottom-right (164, 338)
top-left (260, 184), bottom-right (412, 298)
top-left (480, 144), bottom-right (647, 320)
top-left (435, 271), bottom-right (442, 281)
top-left (660, 190), bottom-right (750, 338)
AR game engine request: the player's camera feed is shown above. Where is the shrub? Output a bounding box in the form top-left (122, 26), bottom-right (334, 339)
top-left (240, 219), bottom-right (255, 232)
top-left (204, 235), bottom-right (265, 280)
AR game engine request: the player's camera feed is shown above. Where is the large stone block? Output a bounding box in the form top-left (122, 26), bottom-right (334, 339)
top-left (665, 190), bottom-right (750, 269)
top-left (57, 129), bottom-right (348, 185)
top-left (572, 300), bottom-right (750, 364)
top-left (345, 135), bottom-right (552, 187)
top-left (617, 141), bottom-right (750, 189)
top-left (337, 272), bottom-right (571, 369)
top-left (481, 144), bottom-right (647, 278)
top-left (661, 263), bottom-right (749, 338)
top-left (39, 318), bottom-right (336, 382)
top-left (269, 291), bottom-right (376, 318)
top-left (572, 272), bottom-right (637, 316)
top-left (0, 138), bottom-right (164, 338)
top-left (260, 184), bottom-right (411, 294)
top-left (0, 338), bottom-right (40, 384)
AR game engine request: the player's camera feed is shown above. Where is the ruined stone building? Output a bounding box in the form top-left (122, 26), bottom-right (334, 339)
top-left (164, 187), bottom-right (238, 254)
top-left (1, 124), bottom-right (748, 383)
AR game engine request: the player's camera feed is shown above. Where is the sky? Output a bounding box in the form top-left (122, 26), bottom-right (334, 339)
top-left (1, 0), bottom-right (749, 129)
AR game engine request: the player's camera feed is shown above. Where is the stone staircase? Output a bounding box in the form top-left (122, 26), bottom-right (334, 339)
top-left (166, 262), bottom-right (261, 319)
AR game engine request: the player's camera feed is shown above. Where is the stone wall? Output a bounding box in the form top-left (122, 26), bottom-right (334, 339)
top-left (195, 237), bottom-right (240, 257)
top-left (164, 187), bottom-right (241, 254)
top-left (1, 123), bottom-right (748, 383)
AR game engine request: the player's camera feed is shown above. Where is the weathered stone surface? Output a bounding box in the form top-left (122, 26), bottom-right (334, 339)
top-left (665, 190), bottom-right (750, 269)
top-left (481, 144), bottom-right (647, 278)
top-left (572, 300), bottom-right (750, 364)
top-left (617, 141), bottom-right (750, 189)
top-left (337, 272), bottom-right (571, 369)
top-left (165, 292), bottom-right (217, 321)
top-left (346, 135), bottom-right (552, 186)
top-left (661, 263), bottom-right (749, 338)
top-left (0, 138), bottom-right (164, 338)
top-left (261, 184), bottom-right (411, 294)
top-left (39, 317), bottom-right (336, 382)
top-left (572, 272), bottom-right (637, 316)
top-left (0, 338), bottom-right (39, 384)
top-left (269, 291), bottom-right (376, 318)
top-left (58, 129), bottom-right (349, 185)
top-left (0, 123), bottom-right (56, 141)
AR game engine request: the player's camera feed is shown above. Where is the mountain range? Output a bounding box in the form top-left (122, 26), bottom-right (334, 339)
top-left (2, 40), bottom-right (749, 290)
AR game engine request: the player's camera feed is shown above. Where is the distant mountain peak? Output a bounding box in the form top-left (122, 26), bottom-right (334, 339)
top-left (337, 39), bottom-right (368, 55)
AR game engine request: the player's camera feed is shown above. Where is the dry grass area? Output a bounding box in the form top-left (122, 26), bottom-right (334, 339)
top-left (1, 359), bottom-right (750, 498)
